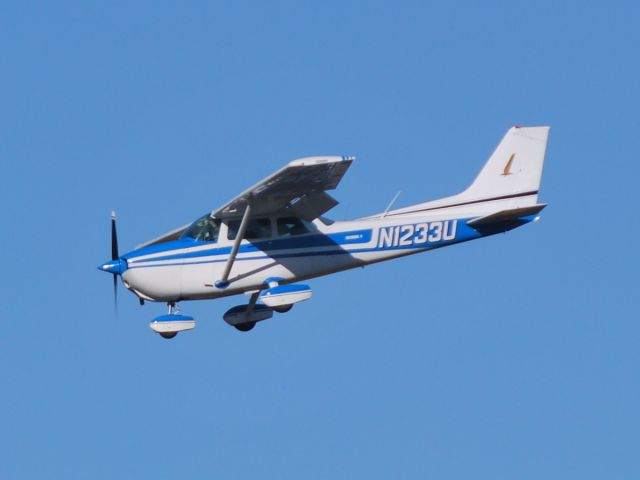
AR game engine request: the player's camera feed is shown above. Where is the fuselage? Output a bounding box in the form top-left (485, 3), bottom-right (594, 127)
top-left (119, 210), bottom-right (507, 303)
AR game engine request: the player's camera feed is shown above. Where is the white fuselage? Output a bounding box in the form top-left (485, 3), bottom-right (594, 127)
top-left (120, 210), bottom-right (484, 303)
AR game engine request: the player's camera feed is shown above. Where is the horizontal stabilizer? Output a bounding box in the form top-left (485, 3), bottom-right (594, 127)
top-left (467, 204), bottom-right (546, 229)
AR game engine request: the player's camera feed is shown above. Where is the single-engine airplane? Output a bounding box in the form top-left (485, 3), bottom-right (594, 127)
top-left (99, 126), bottom-right (550, 338)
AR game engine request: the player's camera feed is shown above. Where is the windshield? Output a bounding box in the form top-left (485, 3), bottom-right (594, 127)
top-left (181, 214), bottom-right (221, 242)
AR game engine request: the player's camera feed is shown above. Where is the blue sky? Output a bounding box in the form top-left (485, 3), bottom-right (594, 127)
top-left (1, 1), bottom-right (638, 478)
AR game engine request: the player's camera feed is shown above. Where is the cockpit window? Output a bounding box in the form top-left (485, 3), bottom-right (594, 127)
top-left (227, 218), bottom-right (272, 240)
top-left (277, 217), bottom-right (313, 236)
top-left (181, 214), bottom-right (221, 242)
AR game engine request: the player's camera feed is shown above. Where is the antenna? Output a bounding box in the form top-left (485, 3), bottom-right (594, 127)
top-left (381, 190), bottom-right (401, 218)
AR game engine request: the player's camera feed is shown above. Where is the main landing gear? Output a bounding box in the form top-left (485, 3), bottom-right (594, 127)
top-left (272, 304), bottom-right (293, 314)
top-left (223, 292), bottom-right (273, 332)
top-left (226, 303), bottom-right (292, 331)
top-left (223, 281), bottom-right (311, 333)
top-left (234, 321), bottom-right (256, 332)
top-left (223, 283), bottom-right (305, 332)
top-left (149, 281), bottom-right (310, 338)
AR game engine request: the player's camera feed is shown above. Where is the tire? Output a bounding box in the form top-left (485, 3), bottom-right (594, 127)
top-left (272, 304), bottom-right (293, 314)
top-left (234, 321), bottom-right (256, 332)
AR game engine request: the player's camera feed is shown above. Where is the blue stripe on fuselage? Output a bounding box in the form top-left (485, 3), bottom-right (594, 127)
top-left (122, 215), bottom-right (538, 270)
top-left (123, 228), bottom-right (373, 264)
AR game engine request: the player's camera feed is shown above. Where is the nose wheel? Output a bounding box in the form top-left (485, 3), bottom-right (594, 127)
top-left (149, 302), bottom-right (196, 339)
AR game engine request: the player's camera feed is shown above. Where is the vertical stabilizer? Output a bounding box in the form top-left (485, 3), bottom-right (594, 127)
top-left (376, 126), bottom-right (551, 219)
top-left (460, 126), bottom-right (550, 202)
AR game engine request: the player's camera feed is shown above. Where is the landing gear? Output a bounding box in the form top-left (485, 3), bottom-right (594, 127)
top-left (223, 292), bottom-right (273, 333)
top-left (272, 304), bottom-right (293, 314)
top-left (234, 321), bottom-right (256, 332)
top-left (259, 281), bottom-right (311, 310)
top-left (149, 302), bottom-right (196, 339)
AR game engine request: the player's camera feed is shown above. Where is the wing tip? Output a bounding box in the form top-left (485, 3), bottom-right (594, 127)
top-left (288, 155), bottom-right (355, 167)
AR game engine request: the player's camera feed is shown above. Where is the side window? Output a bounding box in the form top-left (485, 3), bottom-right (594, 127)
top-left (199, 218), bottom-right (221, 243)
top-left (227, 218), bottom-right (272, 240)
top-left (181, 215), bottom-right (221, 243)
top-left (277, 217), bottom-right (312, 236)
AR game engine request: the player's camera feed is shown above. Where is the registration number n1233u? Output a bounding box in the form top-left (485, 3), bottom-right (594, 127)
top-left (378, 220), bottom-right (458, 248)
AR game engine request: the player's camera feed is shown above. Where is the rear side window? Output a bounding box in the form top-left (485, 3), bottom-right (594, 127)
top-left (277, 217), bottom-right (312, 236)
top-left (227, 218), bottom-right (272, 240)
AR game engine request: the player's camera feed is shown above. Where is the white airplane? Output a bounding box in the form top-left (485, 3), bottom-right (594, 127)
top-left (99, 126), bottom-right (550, 338)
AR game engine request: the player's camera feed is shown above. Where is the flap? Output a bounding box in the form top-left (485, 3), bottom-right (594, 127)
top-left (287, 191), bottom-right (339, 221)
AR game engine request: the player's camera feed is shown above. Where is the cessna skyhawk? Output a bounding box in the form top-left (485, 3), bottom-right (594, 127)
top-left (99, 126), bottom-right (550, 338)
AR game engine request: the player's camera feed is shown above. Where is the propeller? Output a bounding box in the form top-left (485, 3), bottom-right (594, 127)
top-left (111, 210), bottom-right (119, 310)
top-left (98, 211), bottom-right (127, 312)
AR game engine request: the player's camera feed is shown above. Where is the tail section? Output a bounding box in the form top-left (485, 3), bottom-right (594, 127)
top-left (459, 125), bottom-right (549, 203)
top-left (380, 125), bottom-right (550, 219)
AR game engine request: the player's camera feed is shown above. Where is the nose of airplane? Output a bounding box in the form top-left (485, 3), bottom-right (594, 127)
top-left (98, 258), bottom-right (127, 275)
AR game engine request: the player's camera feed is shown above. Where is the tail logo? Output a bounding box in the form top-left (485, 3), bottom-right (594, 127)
top-left (502, 153), bottom-right (515, 176)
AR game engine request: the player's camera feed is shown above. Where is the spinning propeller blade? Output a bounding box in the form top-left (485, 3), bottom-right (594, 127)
top-left (111, 210), bottom-right (119, 260)
top-left (111, 211), bottom-right (119, 312)
top-left (98, 211), bottom-right (127, 313)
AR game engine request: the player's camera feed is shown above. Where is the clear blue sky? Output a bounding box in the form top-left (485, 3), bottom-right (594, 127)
top-left (1, 1), bottom-right (638, 478)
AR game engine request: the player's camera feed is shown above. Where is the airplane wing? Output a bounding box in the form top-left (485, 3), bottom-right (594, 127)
top-left (212, 155), bottom-right (354, 219)
top-left (134, 155), bottom-right (354, 250)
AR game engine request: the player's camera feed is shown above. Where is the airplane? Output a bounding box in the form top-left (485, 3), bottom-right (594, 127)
top-left (99, 126), bottom-right (550, 338)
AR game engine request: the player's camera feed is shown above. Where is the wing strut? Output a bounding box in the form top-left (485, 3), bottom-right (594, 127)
top-left (215, 204), bottom-right (252, 289)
